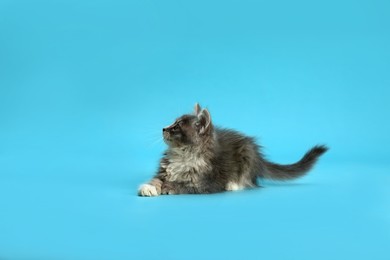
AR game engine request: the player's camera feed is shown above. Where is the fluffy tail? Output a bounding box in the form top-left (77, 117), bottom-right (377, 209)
top-left (261, 145), bottom-right (328, 180)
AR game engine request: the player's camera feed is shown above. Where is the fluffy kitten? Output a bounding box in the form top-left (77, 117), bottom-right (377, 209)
top-left (138, 103), bottom-right (328, 196)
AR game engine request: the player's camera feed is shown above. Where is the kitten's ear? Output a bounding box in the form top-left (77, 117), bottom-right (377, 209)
top-left (194, 103), bottom-right (202, 115)
top-left (197, 109), bottom-right (212, 134)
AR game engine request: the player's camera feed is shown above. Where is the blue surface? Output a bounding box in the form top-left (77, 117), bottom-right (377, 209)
top-left (0, 0), bottom-right (389, 259)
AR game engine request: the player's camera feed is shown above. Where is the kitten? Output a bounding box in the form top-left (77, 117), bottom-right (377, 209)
top-left (138, 103), bottom-right (328, 196)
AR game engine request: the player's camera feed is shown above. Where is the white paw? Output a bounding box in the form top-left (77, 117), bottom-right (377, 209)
top-left (138, 184), bottom-right (159, 197)
top-left (225, 182), bottom-right (242, 191)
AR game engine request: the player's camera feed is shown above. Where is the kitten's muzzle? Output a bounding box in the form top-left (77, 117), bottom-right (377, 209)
top-left (163, 128), bottom-right (170, 139)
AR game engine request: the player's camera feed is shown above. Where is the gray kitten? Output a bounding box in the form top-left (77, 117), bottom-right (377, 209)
top-left (138, 103), bottom-right (328, 196)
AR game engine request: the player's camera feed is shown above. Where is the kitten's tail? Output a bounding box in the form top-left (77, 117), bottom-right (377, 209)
top-left (261, 145), bottom-right (328, 180)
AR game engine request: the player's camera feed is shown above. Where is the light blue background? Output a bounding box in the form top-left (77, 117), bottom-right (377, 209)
top-left (0, 0), bottom-right (389, 259)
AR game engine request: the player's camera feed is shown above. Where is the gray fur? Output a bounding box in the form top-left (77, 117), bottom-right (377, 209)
top-left (138, 104), bottom-right (328, 196)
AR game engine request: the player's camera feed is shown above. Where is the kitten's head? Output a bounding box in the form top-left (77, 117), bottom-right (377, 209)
top-left (162, 103), bottom-right (213, 148)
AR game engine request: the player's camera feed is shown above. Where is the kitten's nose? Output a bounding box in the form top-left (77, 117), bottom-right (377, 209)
top-left (162, 128), bottom-right (167, 132)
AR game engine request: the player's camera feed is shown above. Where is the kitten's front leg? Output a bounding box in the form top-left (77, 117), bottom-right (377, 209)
top-left (138, 158), bottom-right (168, 197)
top-left (138, 178), bottom-right (162, 197)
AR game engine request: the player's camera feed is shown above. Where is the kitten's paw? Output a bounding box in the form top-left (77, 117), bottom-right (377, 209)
top-left (161, 183), bottom-right (176, 195)
top-left (161, 189), bottom-right (176, 195)
top-left (225, 182), bottom-right (243, 191)
top-left (138, 184), bottom-right (160, 197)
